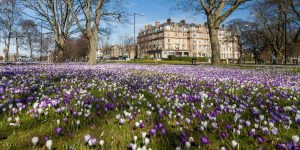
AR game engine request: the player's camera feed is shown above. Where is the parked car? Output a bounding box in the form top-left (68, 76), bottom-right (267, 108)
top-left (17, 56), bottom-right (32, 62)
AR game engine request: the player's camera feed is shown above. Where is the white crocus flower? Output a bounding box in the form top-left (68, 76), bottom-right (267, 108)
top-left (31, 136), bottom-right (39, 146)
top-left (134, 136), bottom-right (138, 142)
top-left (185, 141), bottom-right (191, 149)
top-left (231, 140), bottom-right (239, 149)
top-left (292, 135), bottom-right (299, 143)
top-left (46, 140), bottom-right (53, 150)
top-left (175, 146), bottom-right (181, 150)
top-left (144, 137), bottom-right (150, 145)
top-left (99, 139), bottom-right (104, 146)
top-left (84, 134), bottom-right (91, 143)
top-left (142, 132), bottom-right (147, 139)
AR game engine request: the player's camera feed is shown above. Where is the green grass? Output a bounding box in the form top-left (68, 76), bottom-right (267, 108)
top-left (0, 65), bottom-right (299, 149)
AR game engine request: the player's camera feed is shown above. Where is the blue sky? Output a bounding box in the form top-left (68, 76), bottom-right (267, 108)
top-left (1, 0), bottom-right (252, 56)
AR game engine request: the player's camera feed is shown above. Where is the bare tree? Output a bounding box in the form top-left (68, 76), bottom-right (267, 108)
top-left (13, 20), bottom-right (24, 58)
top-left (118, 34), bottom-right (134, 57)
top-left (253, 0), bottom-right (289, 64)
top-left (227, 19), bottom-right (253, 63)
top-left (20, 20), bottom-right (40, 58)
top-left (175, 0), bottom-right (250, 64)
top-left (23, 0), bottom-right (77, 62)
top-left (99, 32), bottom-right (112, 59)
top-left (67, 0), bottom-right (127, 64)
top-left (0, 0), bottom-right (22, 54)
top-left (243, 23), bottom-right (267, 64)
top-left (288, 0), bottom-right (300, 42)
top-left (65, 35), bottom-right (89, 60)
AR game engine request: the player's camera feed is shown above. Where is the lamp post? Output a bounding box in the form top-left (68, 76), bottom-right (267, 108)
top-left (134, 13), bottom-right (143, 61)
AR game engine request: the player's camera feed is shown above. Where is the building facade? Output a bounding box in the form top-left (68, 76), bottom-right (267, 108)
top-left (137, 19), bottom-right (239, 60)
top-left (97, 45), bottom-right (136, 60)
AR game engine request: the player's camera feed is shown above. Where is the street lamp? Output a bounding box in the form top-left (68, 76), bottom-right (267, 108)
top-left (134, 13), bottom-right (144, 61)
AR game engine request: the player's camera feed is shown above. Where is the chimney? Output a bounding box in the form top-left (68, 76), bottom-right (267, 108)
top-left (145, 25), bottom-right (149, 30)
top-left (167, 18), bottom-right (171, 24)
top-left (180, 20), bottom-right (186, 25)
top-left (156, 21), bottom-right (160, 27)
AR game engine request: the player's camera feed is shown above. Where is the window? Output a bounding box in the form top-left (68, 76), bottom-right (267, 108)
top-left (193, 33), bottom-right (197, 37)
top-left (184, 52), bottom-right (189, 56)
top-left (193, 45), bottom-right (197, 50)
top-left (193, 40), bottom-right (197, 44)
top-left (168, 39), bottom-right (170, 42)
top-left (182, 44), bottom-right (186, 49)
top-left (168, 44), bottom-right (171, 49)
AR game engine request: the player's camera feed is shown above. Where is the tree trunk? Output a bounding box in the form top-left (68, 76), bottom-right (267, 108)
top-left (208, 24), bottom-right (221, 65)
top-left (55, 40), bottom-right (66, 63)
top-left (30, 42), bottom-right (33, 59)
top-left (88, 30), bottom-right (98, 65)
top-left (53, 34), bottom-right (68, 63)
top-left (16, 35), bottom-right (19, 58)
top-left (294, 27), bottom-right (300, 42)
top-left (87, 27), bottom-right (98, 65)
top-left (7, 32), bottom-right (11, 52)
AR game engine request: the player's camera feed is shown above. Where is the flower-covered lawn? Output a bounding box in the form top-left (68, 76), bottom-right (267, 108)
top-left (0, 64), bottom-right (299, 149)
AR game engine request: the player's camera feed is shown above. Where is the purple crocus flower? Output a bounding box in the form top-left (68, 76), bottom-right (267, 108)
top-left (179, 133), bottom-right (187, 144)
top-left (221, 132), bottom-right (227, 139)
top-left (160, 128), bottom-right (166, 135)
top-left (44, 136), bottom-right (49, 142)
top-left (139, 123), bottom-right (145, 128)
top-left (200, 136), bottom-right (209, 145)
top-left (149, 128), bottom-right (156, 136)
top-left (257, 136), bottom-right (264, 144)
top-left (54, 127), bottom-right (63, 135)
top-left (226, 124), bottom-right (231, 131)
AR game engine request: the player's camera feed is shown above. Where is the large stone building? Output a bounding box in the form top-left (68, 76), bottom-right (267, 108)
top-left (137, 19), bottom-right (239, 60)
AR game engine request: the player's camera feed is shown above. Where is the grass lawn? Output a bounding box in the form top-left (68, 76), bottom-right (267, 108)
top-left (0, 64), bottom-right (299, 149)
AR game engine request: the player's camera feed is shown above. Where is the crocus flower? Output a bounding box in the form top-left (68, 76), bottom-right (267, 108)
top-left (133, 136), bottom-right (138, 142)
top-left (99, 139), bottom-right (104, 146)
top-left (84, 134), bottom-right (91, 143)
top-left (160, 128), bottom-right (166, 135)
top-left (149, 128), bottom-right (156, 136)
top-left (46, 140), bottom-right (53, 150)
top-left (88, 138), bottom-right (97, 147)
top-left (200, 136), bottom-right (209, 145)
top-left (32, 136), bottom-right (39, 146)
top-left (231, 140), bottom-right (239, 149)
top-left (128, 143), bottom-right (137, 150)
top-left (185, 141), bottom-right (191, 149)
top-left (221, 132), bottom-right (227, 139)
top-left (54, 127), bottom-right (62, 135)
top-left (119, 118), bottom-right (125, 125)
top-left (144, 137), bottom-right (150, 145)
top-left (292, 135), bottom-right (299, 144)
top-left (141, 132), bottom-right (147, 139)
top-left (257, 136), bottom-right (265, 144)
